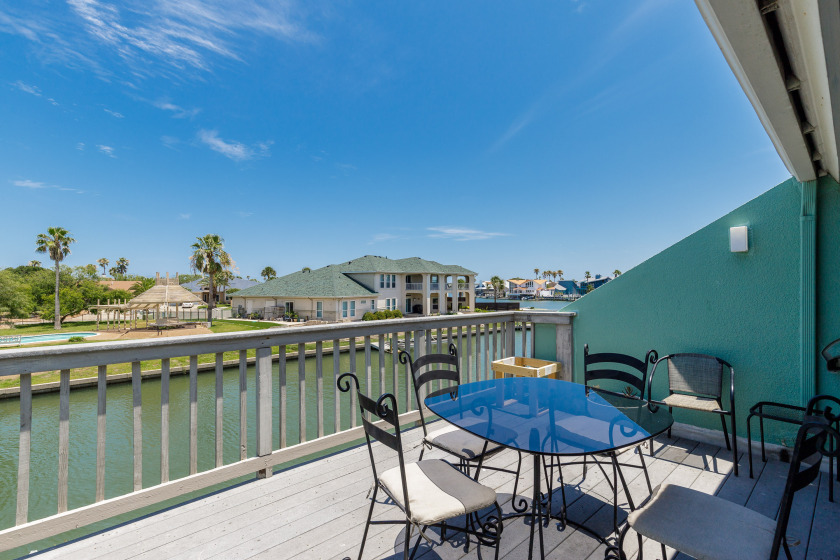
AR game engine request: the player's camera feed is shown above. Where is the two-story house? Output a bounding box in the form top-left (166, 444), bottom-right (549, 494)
top-left (229, 255), bottom-right (476, 321)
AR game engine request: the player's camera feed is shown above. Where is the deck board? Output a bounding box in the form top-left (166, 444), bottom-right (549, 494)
top-left (26, 426), bottom-right (833, 560)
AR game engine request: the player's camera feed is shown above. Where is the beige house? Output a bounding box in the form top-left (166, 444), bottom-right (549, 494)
top-left (230, 255), bottom-right (476, 322)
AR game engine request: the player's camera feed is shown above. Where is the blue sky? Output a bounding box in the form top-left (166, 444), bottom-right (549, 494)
top-left (0, 0), bottom-right (790, 282)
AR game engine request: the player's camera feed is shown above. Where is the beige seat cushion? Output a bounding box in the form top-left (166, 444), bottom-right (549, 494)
top-left (662, 393), bottom-right (722, 412)
top-left (378, 460), bottom-right (497, 525)
top-left (425, 424), bottom-right (503, 460)
top-left (628, 484), bottom-right (778, 560)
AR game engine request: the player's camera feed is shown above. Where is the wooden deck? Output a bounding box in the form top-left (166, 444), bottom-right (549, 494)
top-left (26, 425), bottom-right (839, 560)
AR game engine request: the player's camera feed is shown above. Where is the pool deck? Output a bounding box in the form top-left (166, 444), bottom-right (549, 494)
top-left (24, 425), bottom-right (840, 560)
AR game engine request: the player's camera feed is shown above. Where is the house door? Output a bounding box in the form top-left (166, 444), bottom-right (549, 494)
top-left (405, 298), bottom-right (411, 314)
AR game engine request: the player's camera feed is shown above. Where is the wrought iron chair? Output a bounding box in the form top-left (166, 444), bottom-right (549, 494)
top-left (607, 421), bottom-right (840, 560)
top-left (647, 353), bottom-right (738, 475)
top-left (337, 372), bottom-right (503, 560)
top-left (582, 345), bottom-right (658, 498)
top-left (399, 344), bottom-right (522, 490)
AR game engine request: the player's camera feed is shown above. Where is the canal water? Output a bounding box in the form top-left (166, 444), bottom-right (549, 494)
top-left (0, 330), bottom-right (531, 557)
top-left (476, 298), bottom-right (574, 312)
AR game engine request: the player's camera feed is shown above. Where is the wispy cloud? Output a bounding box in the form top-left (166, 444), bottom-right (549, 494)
top-left (104, 108), bottom-right (124, 118)
top-left (368, 233), bottom-right (402, 245)
top-left (76, 142), bottom-right (86, 151)
top-left (97, 144), bottom-right (116, 157)
top-left (0, 0), bottom-right (319, 79)
top-left (11, 81), bottom-right (59, 105)
top-left (178, 213), bottom-right (191, 220)
top-left (237, 210), bottom-right (254, 218)
top-left (12, 179), bottom-right (84, 194)
top-left (154, 99), bottom-right (200, 119)
top-left (427, 226), bottom-right (509, 242)
top-left (160, 135), bottom-right (180, 149)
top-left (197, 129), bottom-right (271, 161)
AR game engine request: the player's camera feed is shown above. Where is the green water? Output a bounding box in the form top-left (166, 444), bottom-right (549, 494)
top-left (0, 330), bottom-right (527, 557)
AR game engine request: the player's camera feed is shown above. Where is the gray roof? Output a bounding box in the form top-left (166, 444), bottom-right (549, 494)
top-left (182, 278), bottom-right (260, 292)
top-left (232, 255), bottom-right (474, 299)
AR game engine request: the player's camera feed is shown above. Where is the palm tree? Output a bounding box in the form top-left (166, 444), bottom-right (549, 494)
top-left (28, 260), bottom-right (41, 268)
top-left (97, 258), bottom-right (109, 276)
top-left (614, 269), bottom-right (622, 277)
top-left (584, 271), bottom-right (592, 282)
top-left (35, 226), bottom-right (76, 330)
top-left (490, 275), bottom-right (505, 310)
top-left (115, 257), bottom-right (129, 277)
top-left (190, 234), bottom-right (234, 326)
top-left (533, 268), bottom-right (540, 279)
top-left (261, 266), bottom-right (277, 281)
top-left (302, 266), bottom-right (312, 273)
top-left (130, 277), bottom-right (156, 296)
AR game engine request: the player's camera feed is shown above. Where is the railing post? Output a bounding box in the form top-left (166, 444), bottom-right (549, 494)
top-left (255, 346), bottom-right (273, 478)
top-left (506, 320), bottom-right (516, 357)
top-left (555, 323), bottom-right (573, 382)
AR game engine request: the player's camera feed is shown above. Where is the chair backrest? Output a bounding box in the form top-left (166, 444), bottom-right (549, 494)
top-left (771, 421), bottom-right (840, 559)
top-left (805, 394), bottom-right (840, 424)
top-left (336, 372), bottom-right (412, 518)
top-left (399, 343), bottom-right (460, 434)
top-left (664, 353), bottom-right (728, 399)
top-left (583, 344), bottom-right (657, 398)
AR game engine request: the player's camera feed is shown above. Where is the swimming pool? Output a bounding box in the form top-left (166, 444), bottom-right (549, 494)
top-left (1, 332), bottom-right (99, 345)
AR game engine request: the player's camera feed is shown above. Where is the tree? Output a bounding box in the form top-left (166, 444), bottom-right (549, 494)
top-left (557, 269), bottom-right (564, 280)
top-left (584, 271), bottom-right (591, 282)
top-left (130, 277), bottom-right (156, 296)
top-left (35, 226), bottom-right (76, 329)
top-left (98, 258), bottom-right (109, 276)
top-left (115, 257), bottom-right (129, 277)
top-left (190, 234), bottom-right (234, 326)
top-left (0, 270), bottom-right (32, 319)
top-left (28, 260), bottom-right (41, 268)
top-left (490, 275), bottom-right (505, 310)
top-left (533, 268), bottom-right (540, 279)
top-left (614, 269), bottom-right (622, 277)
top-left (109, 266), bottom-right (118, 278)
top-left (301, 266), bottom-right (311, 273)
top-left (261, 266), bottom-right (277, 281)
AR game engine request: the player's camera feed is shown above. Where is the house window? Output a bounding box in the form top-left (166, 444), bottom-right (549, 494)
top-left (380, 274), bottom-right (385, 288)
top-left (350, 301), bottom-right (356, 317)
top-left (285, 302), bottom-right (294, 313)
top-left (342, 301), bottom-right (348, 318)
top-left (316, 301), bottom-right (323, 318)
top-left (371, 300), bottom-right (376, 309)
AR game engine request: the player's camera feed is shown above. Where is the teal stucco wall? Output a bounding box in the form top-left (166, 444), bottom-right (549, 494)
top-left (556, 176), bottom-right (840, 445)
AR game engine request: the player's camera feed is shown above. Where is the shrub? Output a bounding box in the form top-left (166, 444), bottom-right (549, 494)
top-left (392, 309), bottom-right (403, 318)
top-left (374, 311), bottom-right (387, 320)
top-left (68, 336), bottom-right (85, 343)
top-left (362, 312), bottom-right (375, 321)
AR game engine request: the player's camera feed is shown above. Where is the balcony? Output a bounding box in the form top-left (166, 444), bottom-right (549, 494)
top-left (429, 282), bottom-right (440, 290)
top-left (445, 282), bottom-right (471, 291)
top-left (404, 282), bottom-right (423, 291)
top-left (0, 311), bottom-right (835, 560)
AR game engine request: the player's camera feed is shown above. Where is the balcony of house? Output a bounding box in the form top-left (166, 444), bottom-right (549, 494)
top-left (445, 282), bottom-right (471, 291)
top-left (404, 282), bottom-right (423, 291)
top-left (0, 311), bottom-right (836, 560)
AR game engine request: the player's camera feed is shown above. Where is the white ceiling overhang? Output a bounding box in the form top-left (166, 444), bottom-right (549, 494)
top-left (695, 0), bottom-right (840, 183)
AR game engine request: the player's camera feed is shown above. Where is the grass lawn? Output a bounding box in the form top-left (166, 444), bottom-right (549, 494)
top-left (5, 321), bottom-right (105, 335)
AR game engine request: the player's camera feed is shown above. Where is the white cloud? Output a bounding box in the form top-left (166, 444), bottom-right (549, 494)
top-left (178, 213), bottom-right (191, 220)
top-left (0, 0), bottom-right (317, 79)
top-left (154, 99), bottom-right (200, 118)
top-left (104, 108), bottom-right (124, 118)
top-left (368, 233), bottom-right (401, 245)
top-left (197, 129), bottom-right (271, 161)
top-left (160, 135), bottom-right (179, 148)
top-left (427, 226), bottom-right (509, 242)
top-left (237, 210), bottom-right (254, 218)
top-left (12, 81), bottom-right (41, 96)
top-left (76, 142), bottom-right (86, 151)
top-left (97, 144), bottom-right (116, 157)
top-left (12, 179), bottom-right (84, 194)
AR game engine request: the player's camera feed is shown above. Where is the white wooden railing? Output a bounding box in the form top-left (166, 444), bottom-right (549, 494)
top-left (0, 311), bottom-right (573, 553)
top-left (405, 283), bottom-right (423, 291)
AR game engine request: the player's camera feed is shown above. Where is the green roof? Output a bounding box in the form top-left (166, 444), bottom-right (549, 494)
top-left (233, 255), bottom-right (475, 299)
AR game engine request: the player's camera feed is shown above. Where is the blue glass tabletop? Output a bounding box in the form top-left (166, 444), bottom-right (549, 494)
top-left (424, 377), bottom-right (673, 456)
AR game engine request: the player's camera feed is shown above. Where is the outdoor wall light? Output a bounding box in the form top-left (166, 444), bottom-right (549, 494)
top-left (730, 226), bottom-right (749, 252)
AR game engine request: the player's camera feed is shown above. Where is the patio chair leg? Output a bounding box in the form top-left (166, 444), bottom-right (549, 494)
top-left (720, 414), bottom-right (731, 451)
top-left (667, 407), bottom-right (673, 438)
top-left (512, 451), bottom-right (522, 499)
top-left (759, 415), bottom-right (767, 462)
top-left (638, 445), bottom-right (653, 494)
top-left (660, 543), bottom-right (667, 560)
top-left (747, 413), bottom-right (755, 478)
top-left (612, 453), bottom-right (635, 510)
top-left (582, 454), bottom-right (588, 479)
top-left (358, 486), bottom-right (378, 560)
top-left (408, 525), bottom-right (425, 560)
top-left (731, 411), bottom-right (738, 476)
top-left (403, 521), bottom-right (411, 560)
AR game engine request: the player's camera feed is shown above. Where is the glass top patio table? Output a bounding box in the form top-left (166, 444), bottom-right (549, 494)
top-left (424, 377), bottom-right (673, 456)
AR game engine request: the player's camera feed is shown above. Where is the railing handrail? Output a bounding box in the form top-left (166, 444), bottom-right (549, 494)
top-left (0, 311), bottom-right (574, 377)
